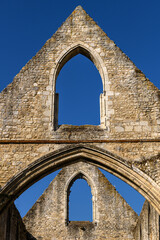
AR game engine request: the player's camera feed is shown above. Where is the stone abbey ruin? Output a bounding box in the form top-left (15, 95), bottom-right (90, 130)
top-left (0, 5), bottom-right (160, 240)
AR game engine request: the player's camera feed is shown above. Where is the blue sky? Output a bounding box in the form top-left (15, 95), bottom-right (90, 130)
top-left (0, 0), bottom-right (160, 219)
top-left (0, 0), bottom-right (160, 92)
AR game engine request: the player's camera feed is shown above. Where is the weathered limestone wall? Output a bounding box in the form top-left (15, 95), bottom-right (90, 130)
top-left (0, 6), bottom-right (159, 201)
top-left (0, 6), bottom-right (159, 193)
top-left (134, 201), bottom-right (159, 240)
top-left (0, 5), bottom-right (160, 239)
top-left (0, 127), bottom-right (160, 190)
top-left (23, 162), bottom-right (138, 240)
top-left (0, 204), bottom-right (30, 240)
top-left (0, 6), bottom-right (159, 140)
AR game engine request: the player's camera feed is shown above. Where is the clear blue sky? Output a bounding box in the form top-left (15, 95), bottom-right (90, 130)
top-left (0, 0), bottom-right (160, 219)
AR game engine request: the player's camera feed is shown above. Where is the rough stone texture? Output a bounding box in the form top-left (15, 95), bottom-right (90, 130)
top-left (0, 5), bottom-right (160, 139)
top-left (134, 201), bottom-right (159, 240)
top-left (0, 6), bottom-right (160, 199)
top-left (0, 5), bottom-right (160, 239)
top-left (0, 203), bottom-right (31, 240)
top-left (23, 162), bottom-right (138, 240)
top-left (0, 7), bottom-right (159, 200)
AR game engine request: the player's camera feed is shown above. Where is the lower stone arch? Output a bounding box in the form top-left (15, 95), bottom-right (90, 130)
top-left (1, 144), bottom-right (160, 215)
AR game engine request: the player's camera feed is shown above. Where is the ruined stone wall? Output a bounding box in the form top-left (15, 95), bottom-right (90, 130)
top-left (0, 127), bottom-right (160, 190)
top-left (134, 201), bottom-right (159, 240)
top-left (0, 5), bottom-right (159, 199)
top-left (0, 6), bottom-right (159, 192)
top-left (0, 5), bottom-right (160, 239)
top-left (23, 162), bottom-right (138, 240)
top-left (0, 203), bottom-right (31, 240)
top-left (0, 6), bottom-right (159, 139)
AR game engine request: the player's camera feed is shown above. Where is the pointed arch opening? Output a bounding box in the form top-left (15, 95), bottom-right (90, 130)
top-left (68, 175), bottom-right (92, 222)
top-left (64, 170), bottom-right (98, 225)
top-left (51, 43), bottom-right (109, 129)
top-left (11, 160), bottom-right (159, 240)
top-left (56, 54), bottom-right (103, 126)
top-left (1, 145), bottom-right (160, 216)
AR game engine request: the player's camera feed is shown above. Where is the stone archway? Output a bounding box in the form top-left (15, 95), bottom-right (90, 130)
top-left (0, 5), bottom-right (160, 239)
top-left (1, 144), bottom-right (160, 215)
top-left (50, 41), bottom-right (109, 129)
top-left (64, 169), bottom-right (98, 223)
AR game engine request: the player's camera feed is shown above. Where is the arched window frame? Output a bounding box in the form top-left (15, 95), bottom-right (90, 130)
top-left (64, 170), bottom-right (98, 225)
top-left (49, 41), bottom-right (109, 130)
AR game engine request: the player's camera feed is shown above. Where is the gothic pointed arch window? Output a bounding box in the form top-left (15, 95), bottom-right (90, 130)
top-left (56, 54), bottom-right (102, 126)
top-left (65, 171), bottom-right (98, 225)
top-left (68, 177), bottom-right (92, 221)
top-left (51, 43), bottom-right (109, 129)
